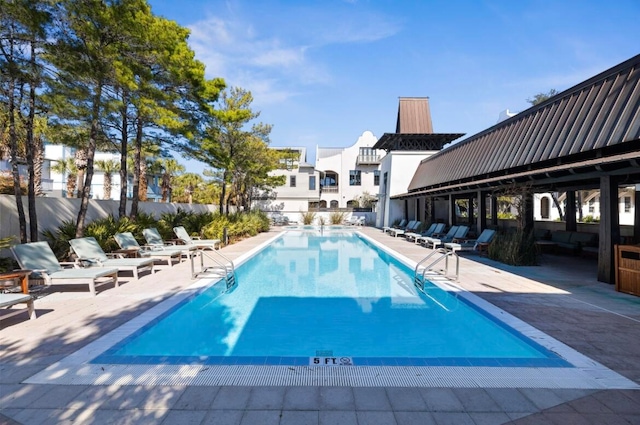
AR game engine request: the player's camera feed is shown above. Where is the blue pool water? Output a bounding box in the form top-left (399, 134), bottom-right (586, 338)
top-left (95, 231), bottom-right (569, 367)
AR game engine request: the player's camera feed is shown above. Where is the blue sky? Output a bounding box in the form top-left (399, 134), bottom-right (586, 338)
top-left (149, 0), bottom-right (640, 172)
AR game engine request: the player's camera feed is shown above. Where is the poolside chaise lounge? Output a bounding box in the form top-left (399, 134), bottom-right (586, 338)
top-left (11, 241), bottom-right (119, 296)
top-left (419, 225), bottom-right (458, 247)
top-left (0, 293), bottom-right (36, 321)
top-left (444, 228), bottom-right (496, 252)
top-left (421, 225), bottom-right (470, 249)
top-left (389, 221), bottom-right (421, 237)
top-left (173, 226), bottom-right (221, 250)
top-left (114, 232), bottom-right (183, 267)
top-left (388, 220), bottom-right (415, 236)
top-left (69, 237), bottom-right (155, 280)
top-left (405, 223), bottom-right (445, 244)
top-left (382, 219), bottom-right (407, 233)
top-left (344, 216), bottom-right (365, 226)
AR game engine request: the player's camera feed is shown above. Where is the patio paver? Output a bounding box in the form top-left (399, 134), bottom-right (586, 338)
top-left (1, 226), bottom-right (639, 424)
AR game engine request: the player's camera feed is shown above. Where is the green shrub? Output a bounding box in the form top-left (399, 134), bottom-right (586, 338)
top-left (497, 212), bottom-right (515, 220)
top-left (183, 211), bottom-right (216, 235)
top-left (488, 229), bottom-right (538, 266)
top-left (582, 215), bottom-right (600, 223)
top-left (0, 236), bottom-right (17, 273)
top-left (41, 219), bottom-right (78, 260)
top-left (201, 211), bottom-right (270, 244)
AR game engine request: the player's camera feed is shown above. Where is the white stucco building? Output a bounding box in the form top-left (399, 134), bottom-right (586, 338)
top-left (252, 147), bottom-right (321, 213)
top-left (315, 131), bottom-right (381, 209)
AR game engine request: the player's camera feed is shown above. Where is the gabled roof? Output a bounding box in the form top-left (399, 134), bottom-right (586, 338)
top-left (405, 54), bottom-right (640, 195)
top-left (373, 97), bottom-right (464, 152)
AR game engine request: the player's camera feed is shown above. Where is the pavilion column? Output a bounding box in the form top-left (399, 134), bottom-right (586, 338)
top-left (634, 184), bottom-right (640, 244)
top-left (429, 197), bottom-right (436, 224)
top-left (423, 196), bottom-right (432, 224)
top-left (523, 192), bottom-right (534, 233)
top-left (448, 195), bottom-right (456, 226)
top-left (477, 190), bottom-right (487, 232)
top-left (566, 191), bottom-right (577, 231)
top-left (491, 195), bottom-right (498, 227)
top-left (598, 175), bottom-right (620, 283)
top-left (404, 199), bottom-right (408, 221)
top-left (467, 195), bottom-right (474, 227)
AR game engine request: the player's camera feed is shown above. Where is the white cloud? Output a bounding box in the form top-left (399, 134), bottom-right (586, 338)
top-left (186, 6), bottom-right (400, 106)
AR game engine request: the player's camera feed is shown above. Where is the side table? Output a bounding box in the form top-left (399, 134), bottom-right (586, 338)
top-left (0, 269), bottom-right (32, 294)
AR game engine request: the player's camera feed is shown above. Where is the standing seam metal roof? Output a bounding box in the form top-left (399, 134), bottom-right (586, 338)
top-left (407, 54), bottom-right (640, 192)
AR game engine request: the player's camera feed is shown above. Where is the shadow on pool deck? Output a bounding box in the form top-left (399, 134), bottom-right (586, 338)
top-left (0, 226), bottom-right (638, 424)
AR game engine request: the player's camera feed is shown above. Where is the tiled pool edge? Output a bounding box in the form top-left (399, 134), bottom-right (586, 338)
top-left (23, 363), bottom-right (637, 389)
top-left (22, 231), bottom-right (639, 389)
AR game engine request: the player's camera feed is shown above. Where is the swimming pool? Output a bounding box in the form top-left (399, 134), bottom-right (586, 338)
top-left (94, 231), bottom-right (568, 367)
top-left (26, 229), bottom-right (638, 388)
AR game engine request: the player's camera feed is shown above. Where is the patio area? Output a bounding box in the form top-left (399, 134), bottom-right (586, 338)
top-left (1, 226), bottom-right (639, 424)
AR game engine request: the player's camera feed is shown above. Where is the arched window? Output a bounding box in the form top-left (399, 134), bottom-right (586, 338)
top-left (541, 197), bottom-right (550, 219)
top-left (319, 200), bottom-right (327, 208)
top-left (330, 200), bottom-right (339, 209)
top-left (346, 200), bottom-right (358, 208)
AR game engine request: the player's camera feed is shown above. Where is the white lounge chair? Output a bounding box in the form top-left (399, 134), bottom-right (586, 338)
top-left (173, 226), bottom-right (221, 250)
top-left (422, 225), bottom-right (470, 249)
top-left (69, 237), bottom-right (155, 280)
top-left (11, 241), bottom-right (119, 296)
top-left (114, 232), bottom-right (183, 267)
top-left (405, 223), bottom-right (445, 244)
top-left (382, 219), bottom-right (407, 233)
top-left (0, 293), bottom-right (36, 321)
top-left (445, 229), bottom-right (496, 252)
top-left (390, 221), bottom-right (421, 237)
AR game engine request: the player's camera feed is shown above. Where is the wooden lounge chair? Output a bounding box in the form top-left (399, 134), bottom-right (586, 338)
top-left (11, 241), bottom-right (119, 296)
top-left (69, 237), bottom-right (155, 280)
top-left (114, 232), bottom-right (183, 267)
top-left (173, 226), bottom-right (221, 250)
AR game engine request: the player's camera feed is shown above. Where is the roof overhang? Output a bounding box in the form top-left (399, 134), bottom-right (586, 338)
top-left (373, 133), bottom-right (465, 152)
top-left (391, 142), bottom-right (640, 199)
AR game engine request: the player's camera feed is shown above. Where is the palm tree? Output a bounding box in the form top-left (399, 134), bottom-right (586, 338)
top-left (159, 158), bottom-right (184, 202)
top-left (50, 158), bottom-right (78, 198)
top-left (175, 173), bottom-right (203, 204)
top-left (95, 159), bottom-right (120, 200)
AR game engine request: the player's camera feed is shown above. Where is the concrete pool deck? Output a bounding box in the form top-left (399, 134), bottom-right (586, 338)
top-left (1, 226), bottom-right (639, 424)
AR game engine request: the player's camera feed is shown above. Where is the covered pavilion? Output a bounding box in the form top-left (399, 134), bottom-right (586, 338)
top-left (384, 54), bottom-right (640, 284)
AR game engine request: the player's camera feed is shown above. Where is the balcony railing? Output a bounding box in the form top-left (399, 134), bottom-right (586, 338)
top-left (356, 154), bottom-right (381, 165)
top-left (321, 186), bottom-right (339, 193)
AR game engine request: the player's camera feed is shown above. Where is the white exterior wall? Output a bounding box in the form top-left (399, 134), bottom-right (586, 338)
top-left (0, 194), bottom-right (217, 251)
top-left (46, 144), bottom-right (123, 200)
top-left (534, 188), bottom-right (636, 225)
top-left (316, 131), bottom-right (380, 208)
top-left (376, 151), bottom-right (438, 228)
top-left (253, 147), bottom-right (321, 217)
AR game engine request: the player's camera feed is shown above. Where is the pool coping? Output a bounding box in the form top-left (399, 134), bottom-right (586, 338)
top-left (22, 230), bottom-right (639, 389)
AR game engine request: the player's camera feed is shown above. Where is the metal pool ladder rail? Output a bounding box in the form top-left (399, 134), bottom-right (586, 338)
top-left (414, 247), bottom-right (460, 289)
top-left (192, 249), bottom-right (237, 290)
